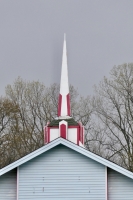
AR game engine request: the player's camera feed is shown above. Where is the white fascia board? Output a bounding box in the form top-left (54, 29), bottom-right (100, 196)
top-left (60, 139), bottom-right (133, 180)
top-left (0, 137), bottom-right (61, 176)
top-left (1, 137), bottom-right (133, 180)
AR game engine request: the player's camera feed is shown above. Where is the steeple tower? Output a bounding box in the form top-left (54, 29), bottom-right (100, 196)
top-left (44, 35), bottom-right (84, 147)
top-left (58, 34), bottom-right (71, 117)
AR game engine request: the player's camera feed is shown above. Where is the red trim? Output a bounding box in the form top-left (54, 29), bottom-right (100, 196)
top-left (78, 122), bottom-right (84, 144)
top-left (79, 126), bottom-right (81, 143)
top-left (44, 127), bottom-right (45, 144)
top-left (58, 94), bottom-right (62, 116)
top-left (60, 124), bottom-right (66, 139)
top-left (68, 125), bottom-right (80, 128)
top-left (82, 127), bottom-right (84, 145)
top-left (82, 127), bottom-right (83, 144)
top-left (44, 126), bottom-right (47, 144)
top-left (77, 127), bottom-right (79, 145)
top-left (48, 127), bottom-right (50, 143)
top-left (66, 93), bottom-right (71, 116)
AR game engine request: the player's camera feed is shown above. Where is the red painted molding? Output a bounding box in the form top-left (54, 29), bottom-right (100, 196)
top-left (60, 124), bottom-right (66, 139)
top-left (79, 126), bottom-right (82, 144)
top-left (58, 94), bottom-right (62, 116)
top-left (68, 125), bottom-right (80, 128)
top-left (48, 127), bottom-right (50, 143)
top-left (82, 127), bottom-right (84, 145)
top-left (44, 127), bottom-right (47, 144)
top-left (82, 127), bottom-right (83, 144)
top-left (77, 127), bottom-right (80, 145)
top-left (66, 93), bottom-right (71, 116)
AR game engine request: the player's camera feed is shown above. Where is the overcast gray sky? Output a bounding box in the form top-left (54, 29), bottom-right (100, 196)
top-left (0, 0), bottom-right (133, 96)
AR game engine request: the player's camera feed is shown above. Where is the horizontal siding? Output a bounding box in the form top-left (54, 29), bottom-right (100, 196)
top-left (108, 167), bottom-right (133, 200)
top-left (0, 168), bottom-right (17, 200)
top-left (19, 145), bottom-right (105, 200)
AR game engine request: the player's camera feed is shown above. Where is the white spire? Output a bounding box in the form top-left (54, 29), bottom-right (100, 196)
top-left (58, 34), bottom-right (71, 117)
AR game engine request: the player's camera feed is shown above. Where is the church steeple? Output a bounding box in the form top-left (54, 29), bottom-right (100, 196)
top-left (44, 35), bottom-right (84, 147)
top-left (58, 34), bottom-right (71, 117)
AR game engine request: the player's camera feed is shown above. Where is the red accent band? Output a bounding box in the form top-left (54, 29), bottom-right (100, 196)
top-left (66, 93), bottom-right (71, 116)
top-left (68, 125), bottom-right (79, 128)
top-left (44, 127), bottom-right (47, 144)
top-left (82, 127), bottom-right (83, 144)
top-left (80, 127), bottom-right (81, 143)
top-left (60, 124), bottom-right (66, 139)
top-left (58, 94), bottom-right (62, 116)
top-left (48, 127), bottom-right (50, 143)
top-left (82, 127), bottom-right (84, 144)
top-left (77, 127), bottom-right (79, 145)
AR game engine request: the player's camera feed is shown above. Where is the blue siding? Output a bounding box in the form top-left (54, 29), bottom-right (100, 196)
top-left (108, 167), bottom-right (133, 200)
top-left (0, 168), bottom-right (17, 200)
top-left (19, 145), bottom-right (105, 200)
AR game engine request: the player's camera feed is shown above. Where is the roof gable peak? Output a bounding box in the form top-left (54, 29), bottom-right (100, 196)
top-left (1, 138), bottom-right (133, 180)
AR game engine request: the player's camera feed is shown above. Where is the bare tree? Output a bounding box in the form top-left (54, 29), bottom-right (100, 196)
top-left (0, 77), bottom-right (92, 168)
top-left (91, 63), bottom-right (133, 171)
top-left (0, 98), bottom-right (19, 167)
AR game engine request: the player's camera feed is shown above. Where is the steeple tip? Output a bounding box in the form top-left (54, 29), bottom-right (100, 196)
top-left (64, 33), bottom-right (66, 41)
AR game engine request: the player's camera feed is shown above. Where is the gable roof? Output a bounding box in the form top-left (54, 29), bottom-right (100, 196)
top-left (1, 137), bottom-right (133, 180)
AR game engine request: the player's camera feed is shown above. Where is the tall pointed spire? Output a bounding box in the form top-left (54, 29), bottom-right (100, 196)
top-left (58, 34), bottom-right (71, 117)
top-left (44, 36), bottom-right (84, 147)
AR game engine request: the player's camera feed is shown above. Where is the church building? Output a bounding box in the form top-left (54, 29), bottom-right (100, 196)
top-left (0, 36), bottom-right (133, 200)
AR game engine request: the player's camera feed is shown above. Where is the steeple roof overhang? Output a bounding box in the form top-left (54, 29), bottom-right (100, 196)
top-left (48, 117), bottom-right (78, 127)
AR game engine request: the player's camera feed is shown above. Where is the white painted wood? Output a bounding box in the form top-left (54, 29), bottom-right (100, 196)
top-left (105, 166), bottom-right (107, 200)
top-left (68, 128), bottom-right (77, 144)
top-left (79, 141), bottom-right (84, 147)
top-left (59, 35), bottom-right (70, 116)
top-left (50, 129), bottom-right (59, 141)
top-left (60, 35), bottom-right (69, 95)
top-left (0, 169), bottom-right (17, 200)
top-left (19, 145), bottom-right (106, 200)
top-left (108, 167), bottom-right (133, 200)
top-left (17, 167), bottom-right (19, 200)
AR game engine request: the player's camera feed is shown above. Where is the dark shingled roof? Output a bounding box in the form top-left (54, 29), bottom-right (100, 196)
top-left (48, 118), bottom-right (79, 127)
